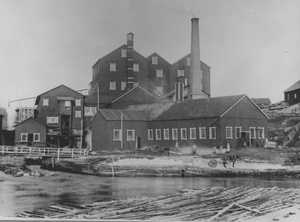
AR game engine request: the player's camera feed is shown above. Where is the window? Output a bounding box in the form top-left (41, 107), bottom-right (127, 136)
top-left (209, 127), bottom-right (216, 139)
top-left (75, 99), bottom-right (81, 106)
top-left (43, 98), bottom-right (49, 106)
top-left (113, 129), bottom-right (122, 141)
top-left (121, 49), bottom-right (127, 58)
top-left (186, 57), bottom-right (191, 66)
top-left (33, 133), bottom-right (40, 142)
top-left (295, 93), bottom-right (297, 99)
top-left (190, 128), bottom-right (197, 140)
top-left (126, 129), bottom-right (135, 141)
top-left (133, 63), bottom-right (139, 72)
top-left (65, 100), bottom-right (71, 107)
top-left (177, 69), bottom-right (184, 77)
top-left (199, 127), bottom-right (207, 139)
top-left (109, 81), bottom-right (116, 90)
top-left (156, 69), bottom-right (163, 78)
top-left (109, 63), bottom-right (116, 72)
top-left (163, 128), bottom-right (169, 140)
top-left (46, 116), bottom-right (59, 124)
top-left (121, 81), bottom-right (127, 90)
top-left (250, 127), bottom-right (256, 139)
top-left (20, 133), bottom-right (28, 142)
top-left (155, 86), bottom-right (163, 96)
top-left (257, 127), bottom-right (265, 139)
top-left (180, 128), bottom-right (187, 140)
top-left (147, 129), bottom-right (153, 140)
top-left (172, 128), bottom-right (178, 140)
top-left (226, 127), bottom-right (233, 139)
top-left (152, 56), bottom-right (158, 65)
top-left (184, 78), bottom-right (188, 86)
top-left (235, 127), bottom-right (242, 139)
top-left (75, 110), bottom-right (81, 118)
top-left (155, 129), bottom-right (161, 140)
top-left (84, 106), bottom-right (97, 116)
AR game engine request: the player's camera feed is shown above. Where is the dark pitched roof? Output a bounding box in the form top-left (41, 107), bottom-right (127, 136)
top-left (99, 109), bottom-right (149, 121)
top-left (84, 93), bottom-right (118, 105)
top-left (156, 95), bottom-right (246, 120)
top-left (15, 117), bottom-right (45, 127)
top-left (285, 80), bottom-right (300, 92)
top-left (35, 84), bottom-right (83, 105)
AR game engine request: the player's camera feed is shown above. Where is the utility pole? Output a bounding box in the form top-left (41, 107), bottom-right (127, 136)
top-left (120, 111), bottom-right (123, 149)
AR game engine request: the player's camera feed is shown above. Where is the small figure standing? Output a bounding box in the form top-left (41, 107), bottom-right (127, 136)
top-left (222, 156), bottom-right (228, 168)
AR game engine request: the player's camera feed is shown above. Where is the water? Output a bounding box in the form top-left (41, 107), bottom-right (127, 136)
top-left (0, 171), bottom-right (300, 217)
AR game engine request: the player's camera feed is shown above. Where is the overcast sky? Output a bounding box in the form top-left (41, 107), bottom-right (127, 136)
top-left (0, 0), bottom-right (299, 115)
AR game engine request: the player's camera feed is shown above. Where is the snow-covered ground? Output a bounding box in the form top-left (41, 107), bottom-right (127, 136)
top-left (109, 156), bottom-right (300, 171)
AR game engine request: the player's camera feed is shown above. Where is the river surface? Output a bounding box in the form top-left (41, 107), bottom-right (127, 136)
top-left (0, 171), bottom-right (300, 217)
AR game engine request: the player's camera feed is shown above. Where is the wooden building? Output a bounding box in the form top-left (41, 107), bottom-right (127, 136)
top-left (89, 95), bottom-right (269, 152)
top-left (285, 80), bottom-right (300, 105)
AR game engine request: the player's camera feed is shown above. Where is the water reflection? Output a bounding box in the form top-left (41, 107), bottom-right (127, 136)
top-left (0, 172), bottom-right (300, 217)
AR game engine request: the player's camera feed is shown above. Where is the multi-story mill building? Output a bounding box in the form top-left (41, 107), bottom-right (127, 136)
top-left (86, 32), bottom-right (211, 108)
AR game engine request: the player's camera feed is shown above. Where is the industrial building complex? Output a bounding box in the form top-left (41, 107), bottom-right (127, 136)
top-left (13, 18), bottom-right (269, 151)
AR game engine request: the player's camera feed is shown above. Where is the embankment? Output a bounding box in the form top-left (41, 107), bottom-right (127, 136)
top-left (41, 156), bottom-right (300, 178)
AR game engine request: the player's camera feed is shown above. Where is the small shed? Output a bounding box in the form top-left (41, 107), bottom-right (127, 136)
top-left (15, 118), bottom-right (46, 147)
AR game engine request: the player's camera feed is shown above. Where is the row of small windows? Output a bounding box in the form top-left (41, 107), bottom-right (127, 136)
top-left (42, 98), bottom-right (81, 107)
top-left (147, 127), bottom-right (217, 141)
top-left (109, 81), bottom-right (127, 91)
top-left (20, 133), bottom-right (40, 142)
top-left (109, 63), bottom-right (140, 72)
top-left (225, 126), bottom-right (265, 139)
top-left (113, 129), bottom-right (136, 141)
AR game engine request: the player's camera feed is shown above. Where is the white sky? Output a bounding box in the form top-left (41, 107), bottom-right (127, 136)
top-left (0, 0), bottom-right (300, 124)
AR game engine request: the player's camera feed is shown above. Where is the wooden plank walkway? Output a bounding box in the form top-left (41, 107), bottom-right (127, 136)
top-left (0, 145), bottom-right (89, 160)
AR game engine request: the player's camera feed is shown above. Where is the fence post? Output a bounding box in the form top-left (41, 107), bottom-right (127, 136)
top-left (71, 149), bottom-right (74, 159)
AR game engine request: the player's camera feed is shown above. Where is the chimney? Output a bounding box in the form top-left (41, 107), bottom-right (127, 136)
top-left (190, 18), bottom-right (207, 99)
top-left (175, 79), bottom-right (184, 102)
top-left (126, 32), bottom-right (136, 89)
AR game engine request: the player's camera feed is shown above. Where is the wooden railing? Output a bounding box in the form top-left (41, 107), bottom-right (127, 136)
top-left (0, 145), bottom-right (89, 160)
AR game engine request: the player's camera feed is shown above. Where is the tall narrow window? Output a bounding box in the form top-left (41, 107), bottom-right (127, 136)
top-left (250, 127), bottom-right (256, 139)
top-left (65, 100), bottom-right (71, 107)
top-left (21, 133), bottom-right (28, 142)
top-left (209, 127), bottom-right (216, 139)
top-left (180, 128), bottom-right (187, 140)
top-left (172, 128), bottom-right (178, 140)
top-left (177, 69), bottom-right (184, 77)
top-left (121, 49), bottom-right (127, 58)
top-left (113, 129), bottom-right (122, 141)
top-left (133, 63), bottom-right (139, 72)
top-left (163, 128), bottom-right (169, 140)
top-left (226, 127), bottom-right (233, 139)
top-left (33, 133), bottom-right (40, 142)
top-left (156, 69), bottom-right (163, 78)
top-left (75, 99), bottom-right (81, 106)
top-left (126, 129), bottom-right (135, 141)
top-left (257, 127), bottom-right (265, 139)
top-left (75, 110), bottom-right (81, 118)
top-left (199, 127), bottom-right (207, 139)
top-left (152, 56), bottom-right (158, 65)
top-left (155, 129), bottom-right (161, 140)
top-left (121, 81), bottom-right (127, 90)
top-left (147, 129), bottom-right (153, 140)
top-left (109, 81), bottom-right (116, 90)
top-left (190, 128), bottom-right (197, 140)
top-left (235, 127), bottom-right (242, 139)
top-left (43, 98), bottom-right (49, 106)
top-left (109, 63), bottom-right (117, 72)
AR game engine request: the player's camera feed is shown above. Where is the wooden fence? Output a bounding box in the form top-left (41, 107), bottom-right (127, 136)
top-left (0, 145), bottom-right (89, 160)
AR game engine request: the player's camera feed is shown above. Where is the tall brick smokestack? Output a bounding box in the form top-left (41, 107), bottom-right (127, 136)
top-left (190, 18), bottom-right (207, 99)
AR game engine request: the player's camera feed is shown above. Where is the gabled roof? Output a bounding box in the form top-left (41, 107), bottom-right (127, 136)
top-left (156, 95), bottom-right (269, 120)
top-left (15, 117), bottom-right (45, 127)
top-left (285, 80), bottom-right (300, 93)
top-left (111, 84), bottom-right (159, 104)
top-left (35, 84), bottom-right (83, 105)
top-left (98, 109), bottom-right (149, 121)
top-left (172, 53), bottom-right (210, 69)
top-left (147, 52), bottom-right (171, 65)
